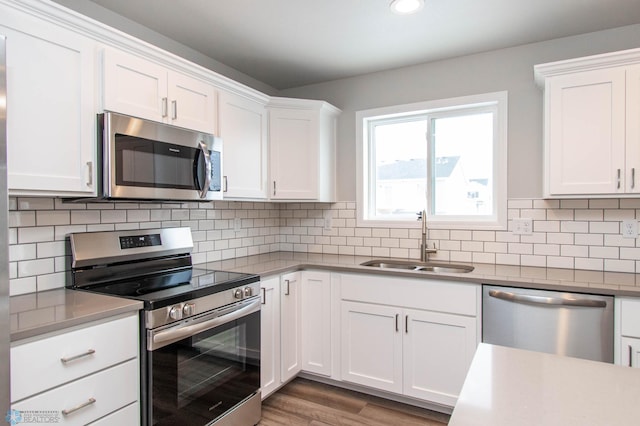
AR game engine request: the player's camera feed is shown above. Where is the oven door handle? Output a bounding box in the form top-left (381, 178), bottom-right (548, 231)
top-left (149, 298), bottom-right (260, 351)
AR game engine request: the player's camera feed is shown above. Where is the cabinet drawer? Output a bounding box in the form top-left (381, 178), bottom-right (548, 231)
top-left (88, 402), bottom-right (139, 426)
top-left (339, 274), bottom-right (478, 316)
top-left (620, 298), bottom-right (640, 337)
top-left (12, 359), bottom-right (139, 426)
top-left (11, 314), bottom-right (139, 402)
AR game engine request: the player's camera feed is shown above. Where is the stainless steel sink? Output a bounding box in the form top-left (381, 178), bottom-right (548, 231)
top-left (360, 259), bottom-right (474, 273)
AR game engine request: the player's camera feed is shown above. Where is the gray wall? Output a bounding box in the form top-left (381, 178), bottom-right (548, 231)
top-left (279, 24), bottom-right (640, 201)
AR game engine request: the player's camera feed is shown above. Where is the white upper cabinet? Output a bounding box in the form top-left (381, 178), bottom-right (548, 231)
top-left (268, 98), bottom-right (340, 201)
top-left (1, 4), bottom-right (97, 196)
top-left (103, 48), bottom-right (217, 134)
top-left (535, 49), bottom-right (640, 197)
top-left (219, 90), bottom-right (269, 199)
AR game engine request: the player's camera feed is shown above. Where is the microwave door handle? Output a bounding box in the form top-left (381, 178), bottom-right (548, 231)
top-left (198, 141), bottom-right (212, 198)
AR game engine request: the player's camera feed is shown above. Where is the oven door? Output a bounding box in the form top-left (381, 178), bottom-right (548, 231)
top-left (146, 298), bottom-right (260, 426)
top-left (102, 111), bottom-right (222, 201)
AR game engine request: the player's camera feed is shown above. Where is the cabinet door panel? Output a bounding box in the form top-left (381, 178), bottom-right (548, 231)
top-left (260, 277), bottom-right (281, 398)
top-left (280, 271), bottom-right (301, 382)
top-left (403, 309), bottom-right (477, 406)
top-left (103, 48), bottom-right (167, 123)
top-left (547, 68), bottom-right (626, 195)
top-left (2, 17), bottom-right (96, 195)
top-left (340, 301), bottom-right (402, 393)
top-left (219, 91), bottom-right (268, 198)
top-left (627, 65), bottom-right (640, 193)
top-left (269, 108), bottom-right (319, 199)
top-left (168, 72), bottom-right (216, 134)
top-left (620, 336), bottom-right (640, 368)
top-left (301, 271), bottom-right (331, 376)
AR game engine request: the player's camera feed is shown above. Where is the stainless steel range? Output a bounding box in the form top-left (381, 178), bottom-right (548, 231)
top-left (67, 227), bottom-right (261, 426)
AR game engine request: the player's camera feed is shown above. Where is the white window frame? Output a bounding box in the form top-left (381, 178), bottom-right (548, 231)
top-left (356, 91), bottom-right (508, 230)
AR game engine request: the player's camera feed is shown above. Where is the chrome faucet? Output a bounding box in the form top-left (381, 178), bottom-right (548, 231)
top-left (417, 209), bottom-right (437, 261)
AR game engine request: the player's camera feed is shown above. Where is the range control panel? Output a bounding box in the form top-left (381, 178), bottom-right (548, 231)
top-left (119, 233), bottom-right (162, 249)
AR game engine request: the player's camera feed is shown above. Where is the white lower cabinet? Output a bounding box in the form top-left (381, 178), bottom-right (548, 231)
top-left (10, 313), bottom-right (140, 425)
top-left (338, 273), bottom-right (480, 407)
top-left (402, 309), bottom-right (477, 405)
top-left (260, 276), bottom-right (281, 398)
top-left (617, 297), bottom-right (640, 367)
top-left (262, 270), bottom-right (480, 408)
top-left (341, 301), bottom-right (403, 393)
top-left (620, 336), bottom-right (640, 367)
top-left (260, 272), bottom-right (302, 398)
top-left (300, 271), bottom-right (332, 376)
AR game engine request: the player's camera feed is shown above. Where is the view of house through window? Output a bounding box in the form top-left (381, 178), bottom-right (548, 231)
top-left (359, 92), bottom-right (507, 229)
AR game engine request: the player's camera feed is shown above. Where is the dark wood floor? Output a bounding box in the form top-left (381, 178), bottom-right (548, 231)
top-left (259, 378), bottom-right (450, 426)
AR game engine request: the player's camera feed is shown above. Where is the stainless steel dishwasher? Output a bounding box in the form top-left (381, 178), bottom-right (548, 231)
top-left (482, 285), bottom-right (614, 363)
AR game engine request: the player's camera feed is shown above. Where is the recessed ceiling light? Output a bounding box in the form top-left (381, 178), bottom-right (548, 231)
top-left (390, 0), bottom-right (424, 15)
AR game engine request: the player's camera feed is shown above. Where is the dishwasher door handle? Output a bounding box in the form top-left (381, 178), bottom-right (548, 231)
top-left (488, 290), bottom-right (607, 308)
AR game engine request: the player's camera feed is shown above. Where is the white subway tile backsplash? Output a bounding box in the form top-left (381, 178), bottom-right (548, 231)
top-left (589, 221), bottom-right (619, 234)
top-left (18, 227), bottom-right (54, 244)
top-left (18, 258), bottom-right (54, 277)
top-left (574, 257), bottom-right (603, 271)
top-left (9, 211), bottom-right (35, 228)
top-left (8, 195), bottom-right (640, 295)
top-left (36, 211), bottom-right (70, 226)
top-left (70, 210), bottom-right (101, 225)
top-left (9, 244), bottom-right (36, 262)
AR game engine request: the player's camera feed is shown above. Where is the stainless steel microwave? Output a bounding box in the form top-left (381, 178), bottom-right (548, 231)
top-left (97, 112), bottom-right (222, 202)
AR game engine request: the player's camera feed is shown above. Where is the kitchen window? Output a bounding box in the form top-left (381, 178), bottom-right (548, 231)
top-left (356, 91), bottom-right (508, 229)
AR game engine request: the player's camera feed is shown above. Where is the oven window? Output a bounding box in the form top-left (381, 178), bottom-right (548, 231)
top-left (115, 134), bottom-right (197, 190)
top-left (149, 310), bottom-right (260, 425)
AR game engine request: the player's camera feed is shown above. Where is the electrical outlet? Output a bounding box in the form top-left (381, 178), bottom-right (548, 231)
top-left (622, 220), bottom-right (638, 238)
top-left (323, 210), bottom-right (333, 231)
top-left (513, 218), bottom-right (533, 235)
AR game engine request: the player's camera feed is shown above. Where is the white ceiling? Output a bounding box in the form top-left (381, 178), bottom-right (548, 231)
top-left (81, 0), bottom-right (640, 89)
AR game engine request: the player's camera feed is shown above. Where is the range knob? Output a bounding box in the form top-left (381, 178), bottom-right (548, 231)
top-left (243, 287), bottom-right (253, 297)
top-left (182, 303), bottom-right (195, 317)
top-left (233, 288), bottom-right (244, 299)
top-left (168, 305), bottom-right (183, 320)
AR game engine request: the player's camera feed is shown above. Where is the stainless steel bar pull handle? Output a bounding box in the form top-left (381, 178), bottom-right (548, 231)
top-left (405, 315), bottom-right (408, 333)
top-left (284, 279), bottom-right (290, 296)
top-left (62, 398), bottom-right (96, 416)
top-left (395, 314), bottom-right (399, 332)
top-left (162, 97), bottom-right (168, 117)
top-left (488, 289), bottom-right (607, 308)
top-left (617, 168), bottom-right (621, 189)
top-left (261, 287), bottom-right (266, 305)
top-left (629, 345), bottom-right (633, 367)
top-left (86, 161), bottom-right (93, 186)
top-left (171, 100), bottom-right (177, 119)
top-left (632, 168), bottom-right (636, 190)
top-left (273, 181), bottom-right (276, 196)
top-left (223, 175), bottom-right (228, 192)
top-left (60, 349), bottom-right (96, 364)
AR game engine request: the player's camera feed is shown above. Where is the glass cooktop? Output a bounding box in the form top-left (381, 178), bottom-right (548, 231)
top-left (79, 267), bottom-right (259, 310)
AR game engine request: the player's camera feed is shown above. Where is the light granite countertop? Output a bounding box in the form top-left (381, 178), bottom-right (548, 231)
top-left (449, 343), bottom-right (640, 425)
top-left (10, 289), bottom-right (142, 342)
top-left (202, 251), bottom-right (640, 297)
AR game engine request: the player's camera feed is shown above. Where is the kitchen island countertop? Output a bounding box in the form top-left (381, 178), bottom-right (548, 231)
top-left (449, 343), bottom-right (640, 425)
